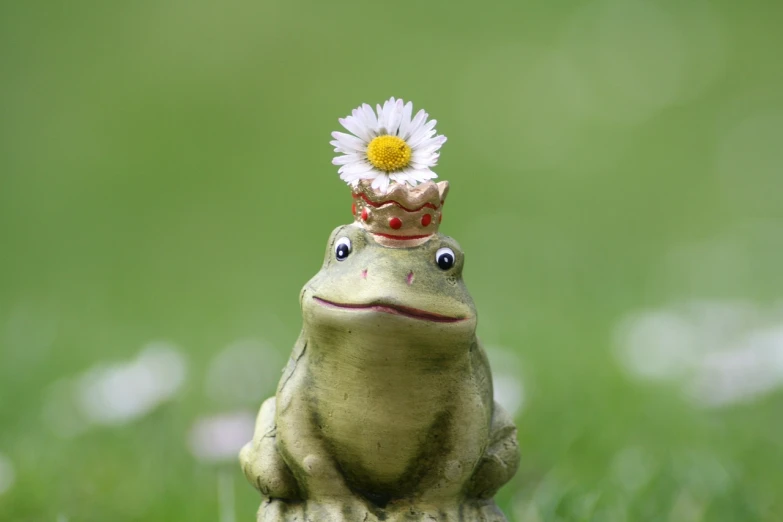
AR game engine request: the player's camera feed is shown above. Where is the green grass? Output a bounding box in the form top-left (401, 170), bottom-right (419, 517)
top-left (1, 1), bottom-right (783, 520)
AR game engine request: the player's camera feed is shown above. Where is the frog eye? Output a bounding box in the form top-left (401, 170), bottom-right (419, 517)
top-left (435, 247), bottom-right (455, 270)
top-left (335, 237), bottom-right (352, 261)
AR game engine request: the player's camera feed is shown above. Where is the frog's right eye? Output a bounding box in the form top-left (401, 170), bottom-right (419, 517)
top-left (335, 237), bottom-right (352, 261)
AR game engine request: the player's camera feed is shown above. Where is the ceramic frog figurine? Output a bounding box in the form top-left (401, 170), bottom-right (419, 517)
top-left (240, 179), bottom-right (520, 522)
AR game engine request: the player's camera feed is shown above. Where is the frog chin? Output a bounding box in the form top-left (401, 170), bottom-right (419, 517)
top-left (311, 296), bottom-right (468, 324)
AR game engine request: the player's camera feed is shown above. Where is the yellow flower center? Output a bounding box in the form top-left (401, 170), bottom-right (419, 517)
top-left (366, 135), bottom-right (412, 172)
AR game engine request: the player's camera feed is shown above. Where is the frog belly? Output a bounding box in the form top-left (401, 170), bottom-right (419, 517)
top-left (301, 326), bottom-right (485, 496)
top-left (313, 370), bottom-right (458, 492)
top-left (324, 392), bottom-right (448, 491)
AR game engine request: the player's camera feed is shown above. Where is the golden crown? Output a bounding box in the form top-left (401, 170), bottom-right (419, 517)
top-left (350, 180), bottom-right (449, 247)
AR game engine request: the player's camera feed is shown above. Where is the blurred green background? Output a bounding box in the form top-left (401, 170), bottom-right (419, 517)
top-left (2, 0), bottom-right (783, 520)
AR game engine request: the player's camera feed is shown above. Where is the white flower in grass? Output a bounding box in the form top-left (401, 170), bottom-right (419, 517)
top-left (331, 97), bottom-right (447, 192)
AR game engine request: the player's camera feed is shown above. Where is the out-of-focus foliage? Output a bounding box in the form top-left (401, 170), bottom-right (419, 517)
top-left (1, 1), bottom-right (782, 520)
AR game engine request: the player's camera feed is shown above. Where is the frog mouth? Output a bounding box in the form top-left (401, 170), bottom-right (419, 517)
top-left (313, 296), bottom-right (466, 323)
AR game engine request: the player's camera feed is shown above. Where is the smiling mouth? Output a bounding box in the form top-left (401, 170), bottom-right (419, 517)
top-left (313, 296), bottom-right (466, 323)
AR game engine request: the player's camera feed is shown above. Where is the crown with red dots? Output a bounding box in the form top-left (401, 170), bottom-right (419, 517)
top-left (351, 180), bottom-right (448, 247)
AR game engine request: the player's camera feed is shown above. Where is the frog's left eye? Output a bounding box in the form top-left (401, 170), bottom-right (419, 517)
top-left (435, 247), bottom-right (455, 270)
top-left (335, 237), bottom-right (352, 261)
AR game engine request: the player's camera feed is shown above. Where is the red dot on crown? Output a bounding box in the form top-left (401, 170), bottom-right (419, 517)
top-left (361, 208), bottom-right (369, 221)
top-left (421, 214), bottom-right (432, 226)
top-left (389, 217), bottom-right (402, 230)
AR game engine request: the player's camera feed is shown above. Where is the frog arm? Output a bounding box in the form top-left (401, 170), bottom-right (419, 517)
top-left (472, 337), bottom-right (496, 416)
top-left (276, 330), bottom-right (308, 397)
top-left (274, 333), bottom-right (356, 500)
top-left (238, 332), bottom-right (312, 500)
top-left (464, 338), bottom-right (520, 498)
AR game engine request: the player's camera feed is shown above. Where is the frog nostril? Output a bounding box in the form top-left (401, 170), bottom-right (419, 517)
top-left (407, 271), bottom-right (414, 285)
top-left (361, 269), bottom-right (368, 280)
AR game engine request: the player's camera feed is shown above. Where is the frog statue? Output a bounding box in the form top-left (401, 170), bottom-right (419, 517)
top-left (240, 98), bottom-right (520, 522)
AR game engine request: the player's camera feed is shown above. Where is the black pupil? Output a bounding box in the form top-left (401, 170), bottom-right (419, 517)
top-left (336, 244), bottom-right (350, 260)
top-left (437, 253), bottom-right (454, 270)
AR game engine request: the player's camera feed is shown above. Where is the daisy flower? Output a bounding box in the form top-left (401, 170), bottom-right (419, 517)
top-left (331, 97), bottom-right (447, 192)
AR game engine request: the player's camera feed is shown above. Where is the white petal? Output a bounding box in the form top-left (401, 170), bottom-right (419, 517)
top-left (341, 174), bottom-right (368, 184)
top-left (406, 171), bottom-right (424, 182)
top-left (339, 116), bottom-right (372, 142)
top-left (383, 98), bottom-right (394, 118)
top-left (378, 98), bottom-right (395, 134)
top-left (406, 168), bottom-right (437, 183)
top-left (411, 147), bottom-right (438, 158)
top-left (331, 131), bottom-right (366, 152)
top-left (402, 168), bottom-right (422, 186)
top-left (402, 109), bottom-right (427, 140)
top-left (354, 106), bottom-right (377, 133)
top-left (410, 160), bottom-right (436, 170)
top-left (411, 150), bottom-right (440, 163)
top-left (338, 161), bottom-right (374, 175)
top-left (412, 147), bottom-right (439, 159)
top-left (408, 167), bottom-right (428, 179)
top-left (397, 101), bottom-right (413, 138)
top-left (410, 118), bottom-right (437, 138)
top-left (351, 107), bottom-right (368, 130)
top-left (376, 103), bottom-right (386, 133)
top-left (414, 134), bottom-right (447, 153)
top-left (330, 140), bottom-right (360, 155)
top-left (341, 169), bottom-right (379, 183)
top-left (332, 154), bottom-right (362, 165)
top-left (371, 174), bottom-right (391, 192)
top-left (379, 174), bottom-right (391, 192)
top-left (361, 104), bottom-right (378, 133)
top-left (408, 120), bottom-right (438, 148)
top-left (409, 132), bottom-right (437, 151)
top-left (389, 172), bottom-right (406, 183)
top-left (386, 99), bottom-right (404, 136)
top-left (411, 133), bottom-right (437, 151)
top-left (394, 168), bottom-right (417, 184)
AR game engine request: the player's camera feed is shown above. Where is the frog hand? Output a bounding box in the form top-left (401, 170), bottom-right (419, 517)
top-left (240, 397), bottom-right (301, 500)
top-left (465, 402), bottom-right (520, 500)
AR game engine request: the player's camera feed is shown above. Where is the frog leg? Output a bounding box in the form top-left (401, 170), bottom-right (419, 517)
top-left (465, 401), bottom-right (520, 499)
top-left (239, 396), bottom-right (300, 500)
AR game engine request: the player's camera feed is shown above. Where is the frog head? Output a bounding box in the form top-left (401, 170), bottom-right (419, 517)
top-left (300, 224), bottom-right (477, 345)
